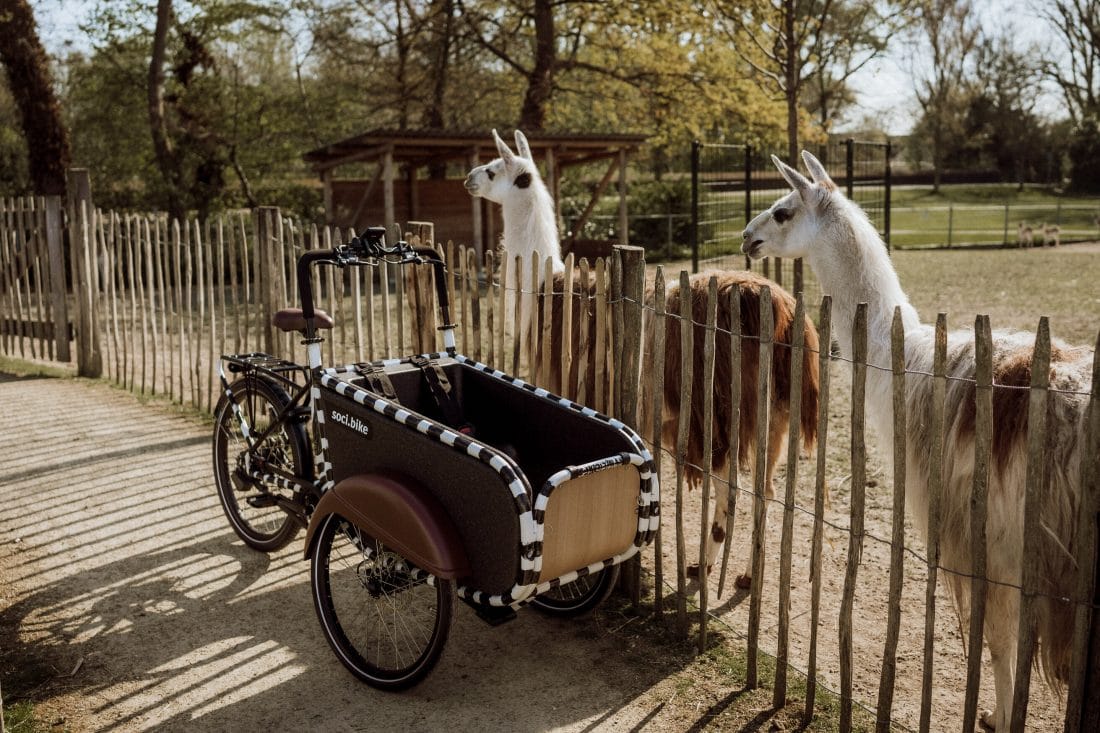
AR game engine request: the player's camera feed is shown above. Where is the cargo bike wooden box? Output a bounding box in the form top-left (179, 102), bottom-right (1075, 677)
top-left (212, 229), bottom-right (659, 690)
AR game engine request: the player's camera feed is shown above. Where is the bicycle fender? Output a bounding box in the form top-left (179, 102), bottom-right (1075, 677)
top-left (304, 472), bottom-right (470, 580)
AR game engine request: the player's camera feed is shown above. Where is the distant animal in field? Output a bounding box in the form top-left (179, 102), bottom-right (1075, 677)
top-left (1042, 223), bottom-right (1060, 247)
top-left (1016, 222), bottom-right (1033, 248)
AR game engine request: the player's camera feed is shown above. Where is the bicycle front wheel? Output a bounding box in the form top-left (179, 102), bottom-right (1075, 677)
top-left (311, 514), bottom-right (454, 690)
top-left (213, 376), bottom-right (310, 552)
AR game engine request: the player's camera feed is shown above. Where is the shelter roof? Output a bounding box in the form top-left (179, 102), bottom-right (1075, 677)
top-left (303, 128), bottom-right (649, 172)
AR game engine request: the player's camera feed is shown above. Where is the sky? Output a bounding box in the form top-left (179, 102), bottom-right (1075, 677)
top-left (31, 0), bottom-right (1067, 138)
top-left (840, 0), bottom-right (1067, 136)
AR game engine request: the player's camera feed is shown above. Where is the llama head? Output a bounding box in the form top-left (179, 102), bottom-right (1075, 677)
top-left (742, 150), bottom-right (838, 261)
top-left (464, 129), bottom-right (542, 205)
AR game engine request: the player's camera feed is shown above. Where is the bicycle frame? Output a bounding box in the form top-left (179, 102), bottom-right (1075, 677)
top-left (217, 232), bottom-right (457, 519)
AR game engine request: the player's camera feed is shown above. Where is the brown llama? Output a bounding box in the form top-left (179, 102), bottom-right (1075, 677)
top-left (466, 129), bottom-right (822, 589)
top-left (641, 270), bottom-right (820, 586)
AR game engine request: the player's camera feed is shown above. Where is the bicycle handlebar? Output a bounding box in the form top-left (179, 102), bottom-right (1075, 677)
top-left (295, 230), bottom-right (455, 351)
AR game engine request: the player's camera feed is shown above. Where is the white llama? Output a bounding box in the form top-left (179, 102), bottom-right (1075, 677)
top-left (1042, 222), bottom-right (1061, 247)
top-left (465, 130), bottom-right (821, 589)
top-left (1016, 221), bottom-right (1033, 248)
top-left (742, 150), bottom-right (1094, 730)
top-left (464, 129), bottom-right (564, 351)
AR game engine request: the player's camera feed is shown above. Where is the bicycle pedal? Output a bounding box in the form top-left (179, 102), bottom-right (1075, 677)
top-left (246, 494), bottom-right (278, 508)
top-left (466, 601), bottom-right (517, 627)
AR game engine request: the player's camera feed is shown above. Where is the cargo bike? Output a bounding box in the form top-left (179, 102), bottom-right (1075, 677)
top-left (212, 228), bottom-right (659, 690)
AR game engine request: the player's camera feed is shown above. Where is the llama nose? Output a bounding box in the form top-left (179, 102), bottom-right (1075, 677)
top-left (741, 228), bottom-right (750, 241)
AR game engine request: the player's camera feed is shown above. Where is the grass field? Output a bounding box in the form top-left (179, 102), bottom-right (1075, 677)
top-left (892, 240), bottom-right (1100, 344)
top-left (667, 239), bottom-right (1100, 346)
top-left (628, 183), bottom-right (1100, 257)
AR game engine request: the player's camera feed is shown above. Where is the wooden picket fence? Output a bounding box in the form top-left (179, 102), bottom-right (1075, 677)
top-left (0, 196), bottom-right (70, 363)
top-left (1, 197), bottom-right (1099, 731)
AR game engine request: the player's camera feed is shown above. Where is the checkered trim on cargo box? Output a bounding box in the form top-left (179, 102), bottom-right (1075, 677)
top-left (319, 352), bottom-right (660, 608)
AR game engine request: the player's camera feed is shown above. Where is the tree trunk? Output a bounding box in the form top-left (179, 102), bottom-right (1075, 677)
top-left (518, 0), bottom-right (555, 131)
top-left (0, 0), bottom-right (71, 196)
top-left (424, 0), bottom-right (454, 178)
top-left (783, 0), bottom-right (799, 162)
top-left (148, 0), bottom-right (185, 220)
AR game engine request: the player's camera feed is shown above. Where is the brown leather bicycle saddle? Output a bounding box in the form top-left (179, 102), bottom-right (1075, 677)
top-left (272, 308), bottom-right (335, 332)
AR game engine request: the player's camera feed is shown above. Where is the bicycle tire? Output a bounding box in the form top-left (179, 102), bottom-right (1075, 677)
top-left (213, 375), bottom-right (310, 552)
top-left (311, 513), bottom-right (454, 690)
top-left (530, 564), bottom-right (620, 617)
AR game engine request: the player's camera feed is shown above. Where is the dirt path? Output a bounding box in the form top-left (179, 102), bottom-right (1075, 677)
top-left (0, 375), bottom-right (694, 732)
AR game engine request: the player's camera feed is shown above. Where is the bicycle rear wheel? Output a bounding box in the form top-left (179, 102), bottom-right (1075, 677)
top-left (311, 514), bottom-right (453, 690)
top-left (530, 564), bottom-right (620, 617)
top-left (213, 376), bottom-right (310, 552)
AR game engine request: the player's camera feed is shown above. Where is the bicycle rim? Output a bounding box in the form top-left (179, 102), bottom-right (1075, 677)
top-left (213, 377), bottom-right (306, 551)
top-left (311, 514), bottom-right (453, 690)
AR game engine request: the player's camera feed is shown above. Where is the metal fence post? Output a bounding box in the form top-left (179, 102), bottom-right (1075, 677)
top-left (691, 140), bottom-right (699, 274)
top-left (846, 138), bottom-right (855, 201)
top-left (884, 140), bottom-right (892, 251)
top-left (745, 144), bottom-right (753, 269)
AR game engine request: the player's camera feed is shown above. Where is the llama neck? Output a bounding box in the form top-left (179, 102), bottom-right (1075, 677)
top-left (501, 184), bottom-right (564, 282)
top-left (805, 198), bottom-right (923, 370)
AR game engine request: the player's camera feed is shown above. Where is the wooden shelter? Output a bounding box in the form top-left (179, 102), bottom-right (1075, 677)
top-left (303, 129), bottom-right (648, 258)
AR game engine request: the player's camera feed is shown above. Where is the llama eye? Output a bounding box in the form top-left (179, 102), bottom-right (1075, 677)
top-left (486, 170), bottom-right (495, 180)
top-left (773, 208), bottom-right (792, 224)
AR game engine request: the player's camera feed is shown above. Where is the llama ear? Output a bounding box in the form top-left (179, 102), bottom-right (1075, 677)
top-left (492, 129), bottom-right (515, 165)
top-left (514, 130), bottom-right (532, 160)
top-left (771, 154), bottom-right (814, 200)
top-left (801, 151), bottom-right (836, 191)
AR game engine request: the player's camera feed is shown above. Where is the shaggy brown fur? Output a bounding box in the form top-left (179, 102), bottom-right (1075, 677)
top-left (651, 270), bottom-right (820, 488)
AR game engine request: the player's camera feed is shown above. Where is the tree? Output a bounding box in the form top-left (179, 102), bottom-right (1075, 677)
top-left (1038, 0), bottom-right (1100, 125)
top-left (458, 0), bottom-right (574, 130)
top-left (968, 30), bottom-right (1046, 188)
top-left (909, 0), bottom-right (979, 191)
top-left (711, 0), bottom-right (904, 160)
top-left (0, 0), bottom-right (71, 195)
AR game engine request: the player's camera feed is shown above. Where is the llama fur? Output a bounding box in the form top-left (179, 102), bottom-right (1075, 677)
top-left (466, 130), bottom-right (820, 587)
top-left (464, 129), bottom-right (564, 351)
top-left (742, 150), bottom-right (1094, 730)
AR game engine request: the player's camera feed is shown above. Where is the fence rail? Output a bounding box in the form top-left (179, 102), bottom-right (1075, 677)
top-left (2, 197), bottom-right (1098, 731)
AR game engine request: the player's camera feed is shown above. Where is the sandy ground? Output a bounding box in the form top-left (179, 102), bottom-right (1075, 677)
top-left (1, 366), bottom-right (1071, 732)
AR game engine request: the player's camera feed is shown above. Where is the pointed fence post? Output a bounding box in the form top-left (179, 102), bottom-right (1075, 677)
top-left (66, 169), bottom-right (101, 377)
top-left (44, 196), bottom-right (70, 362)
top-left (613, 244), bottom-right (645, 605)
top-left (1066, 332), bottom-right (1100, 732)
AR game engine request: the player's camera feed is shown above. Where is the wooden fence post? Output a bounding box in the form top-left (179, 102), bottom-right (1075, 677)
top-left (44, 196), bottom-right (70, 362)
top-left (1066, 331), bottom-right (1100, 732)
top-left (804, 295), bottom-right (833, 724)
top-left (406, 221), bottom-right (436, 354)
top-left (747, 285), bottom-right (774, 688)
top-left (612, 244), bottom-right (645, 605)
top-left (66, 169), bottom-right (101, 377)
top-left (253, 206), bottom-right (280, 356)
top-left (875, 306), bottom-right (908, 730)
top-left (615, 245), bottom-right (645, 427)
top-left (840, 301), bottom-right (868, 729)
top-left (963, 316), bottom-right (994, 731)
top-left (1010, 317), bottom-right (1051, 732)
